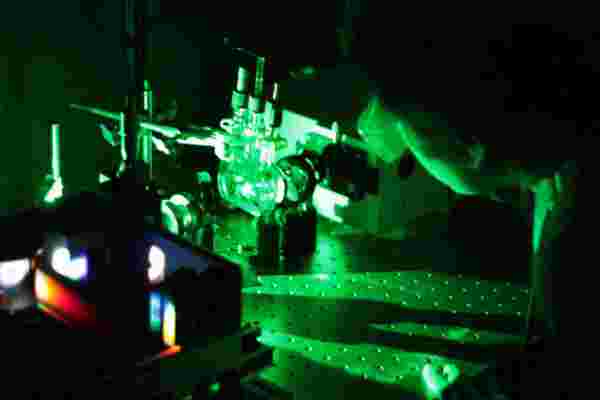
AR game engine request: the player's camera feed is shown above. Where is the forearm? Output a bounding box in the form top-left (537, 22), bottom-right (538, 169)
top-left (526, 164), bottom-right (578, 343)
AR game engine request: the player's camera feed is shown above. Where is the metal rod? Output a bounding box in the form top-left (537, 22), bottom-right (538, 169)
top-left (254, 56), bottom-right (265, 98)
top-left (141, 79), bottom-right (153, 179)
top-left (143, 79), bottom-right (153, 120)
top-left (69, 103), bottom-right (181, 138)
top-left (237, 66), bottom-right (250, 94)
top-left (123, 0), bottom-right (149, 180)
top-left (50, 123), bottom-right (61, 180)
top-left (123, 0), bottom-right (136, 171)
top-left (120, 112), bottom-right (127, 161)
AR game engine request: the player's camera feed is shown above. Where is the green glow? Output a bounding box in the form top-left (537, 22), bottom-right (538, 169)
top-left (143, 80), bottom-right (151, 111)
top-left (218, 160), bottom-right (286, 217)
top-left (99, 173), bottom-right (111, 184)
top-left (443, 364), bottom-right (460, 383)
top-left (256, 330), bottom-right (453, 386)
top-left (532, 179), bottom-right (555, 255)
top-left (240, 182), bottom-right (254, 197)
top-left (310, 126), bottom-right (338, 142)
top-left (422, 364), bottom-right (443, 395)
top-left (372, 322), bottom-right (523, 347)
top-left (43, 180), bottom-right (64, 204)
top-left (246, 271), bottom-right (528, 315)
top-left (170, 194), bottom-right (190, 207)
top-left (161, 200), bottom-right (179, 235)
top-left (312, 185), bottom-right (349, 223)
top-left (244, 270), bottom-right (524, 397)
top-left (168, 194), bottom-right (193, 227)
top-left (209, 382), bottom-right (221, 394)
top-left (152, 136), bottom-right (171, 155)
top-left (197, 171), bottom-right (212, 184)
top-left (422, 363), bottom-right (460, 397)
top-left (445, 327), bottom-right (471, 341)
top-left (51, 124), bottom-right (61, 180)
top-left (217, 106), bottom-right (288, 217)
top-left (357, 97), bottom-right (407, 164)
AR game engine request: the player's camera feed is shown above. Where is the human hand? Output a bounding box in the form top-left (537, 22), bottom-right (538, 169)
top-left (441, 368), bottom-right (512, 400)
top-left (356, 96), bottom-right (408, 164)
top-left (440, 353), bottom-right (537, 400)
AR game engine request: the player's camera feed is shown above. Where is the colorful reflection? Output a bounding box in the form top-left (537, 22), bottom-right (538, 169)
top-left (34, 269), bottom-right (96, 326)
top-left (149, 292), bottom-right (177, 347)
top-left (149, 292), bottom-right (162, 332)
top-left (157, 345), bottom-right (182, 359)
top-left (163, 300), bottom-right (176, 346)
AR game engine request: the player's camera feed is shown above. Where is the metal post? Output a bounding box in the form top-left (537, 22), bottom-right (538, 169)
top-left (141, 0), bottom-right (160, 181)
top-left (50, 123), bottom-right (61, 181)
top-left (141, 79), bottom-right (153, 179)
top-left (123, 0), bottom-right (149, 182)
top-left (119, 112), bottom-right (127, 162)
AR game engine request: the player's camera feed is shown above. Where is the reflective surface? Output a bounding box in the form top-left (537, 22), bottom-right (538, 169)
top-left (211, 210), bottom-right (530, 400)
